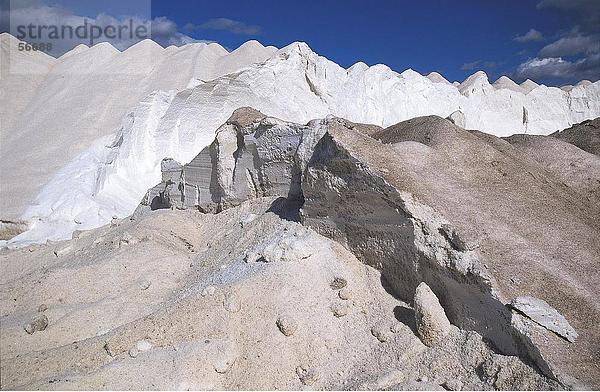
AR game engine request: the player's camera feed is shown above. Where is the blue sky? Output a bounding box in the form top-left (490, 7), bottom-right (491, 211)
top-left (152, 0), bottom-right (565, 83)
top-left (2, 0), bottom-right (599, 85)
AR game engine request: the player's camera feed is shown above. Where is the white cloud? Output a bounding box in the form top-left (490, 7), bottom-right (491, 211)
top-left (516, 54), bottom-right (599, 81)
top-left (539, 33), bottom-right (599, 57)
top-left (514, 29), bottom-right (544, 43)
top-left (194, 18), bottom-right (262, 35)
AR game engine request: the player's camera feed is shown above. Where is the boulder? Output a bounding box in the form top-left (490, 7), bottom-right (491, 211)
top-left (414, 282), bottom-right (451, 346)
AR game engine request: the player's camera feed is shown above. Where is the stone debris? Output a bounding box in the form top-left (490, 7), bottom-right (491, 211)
top-left (139, 280), bottom-right (151, 291)
top-left (223, 294), bottom-right (242, 313)
top-left (509, 296), bottom-right (578, 342)
top-left (276, 316), bottom-right (298, 336)
top-left (136, 340), bottom-right (153, 352)
top-left (296, 366), bottom-right (319, 386)
top-left (330, 302), bottom-right (350, 318)
top-left (24, 314), bottom-right (48, 334)
top-left (119, 232), bottom-right (137, 247)
top-left (338, 287), bottom-right (352, 300)
top-left (390, 323), bottom-right (404, 334)
top-left (201, 285), bottom-right (216, 297)
top-left (371, 325), bottom-right (390, 343)
top-left (211, 340), bottom-right (238, 374)
top-left (330, 276), bottom-right (348, 290)
top-left (414, 282), bottom-right (451, 346)
top-left (442, 379), bottom-right (463, 391)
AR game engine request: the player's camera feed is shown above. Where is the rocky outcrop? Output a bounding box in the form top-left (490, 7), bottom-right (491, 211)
top-left (300, 115), bottom-right (600, 388)
top-left (141, 107), bottom-right (320, 212)
top-left (141, 108), bottom-right (380, 214)
top-left (550, 117), bottom-right (600, 156)
top-left (137, 110), bottom-right (599, 388)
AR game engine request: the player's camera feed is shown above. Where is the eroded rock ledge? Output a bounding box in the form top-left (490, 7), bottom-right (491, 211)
top-left (139, 109), bottom-right (600, 389)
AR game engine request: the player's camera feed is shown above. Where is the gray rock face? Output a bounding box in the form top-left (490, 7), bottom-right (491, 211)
top-left (414, 282), bottom-right (452, 346)
top-left (509, 296), bottom-right (578, 343)
top-left (550, 117), bottom-right (600, 156)
top-left (300, 114), bottom-right (600, 388)
top-left (141, 108), bottom-right (327, 213)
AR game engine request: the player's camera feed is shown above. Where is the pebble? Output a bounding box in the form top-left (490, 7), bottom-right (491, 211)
top-left (37, 304), bottom-right (48, 312)
top-left (276, 316), bottom-right (298, 336)
top-left (330, 276), bottom-right (347, 290)
top-left (296, 366), bottom-right (319, 386)
top-left (223, 294), bottom-right (241, 313)
top-left (330, 302), bottom-right (349, 318)
top-left (390, 323), bottom-right (404, 334)
top-left (201, 285), bottom-right (216, 297)
top-left (136, 340), bottom-right (153, 352)
top-left (442, 379), bottom-right (463, 391)
top-left (214, 357), bottom-right (235, 374)
top-left (24, 314), bottom-right (48, 335)
top-left (140, 281), bottom-right (151, 291)
top-left (128, 347), bottom-right (139, 358)
top-left (371, 325), bottom-right (389, 342)
top-left (338, 287), bottom-right (352, 300)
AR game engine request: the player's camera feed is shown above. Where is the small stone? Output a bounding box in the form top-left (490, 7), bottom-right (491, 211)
top-left (128, 347), bottom-right (139, 358)
top-left (296, 366), bottom-right (319, 386)
top-left (276, 316), bottom-right (298, 336)
top-left (371, 325), bottom-right (390, 342)
top-left (37, 304), bottom-right (48, 312)
top-left (223, 294), bottom-right (241, 313)
top-left (414, 282), bottom-right (451, 346)
top-left (338, 287), bottom-right (352, 300)
top-left (214, 357), bottom-right (235, 374)
top-left (136, 340), bottom-right (152, 352)
top-left (442, 379), bottom-right (463, 391)
top-left (418, 376), bottom-right (429, 382)
top-left (24, 314), bottom-right (48, 334)
top-left (239, 213), bottom-right (258, 228)
top-left (390, 323), bottom-right (404, 334)
top-left (119, 232), bottom-right (136, 247)
top-left (140, 281), bottom-right (151, 291)
top-left (330, 276), bottom-right (347, 290)
top-left (201, 285), bottom-right (216, 297)
top-left (330, 301), bottom-right (350, 318)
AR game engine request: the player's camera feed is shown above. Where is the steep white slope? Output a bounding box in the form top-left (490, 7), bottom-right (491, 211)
top-left (493, 76), bottom-right (525, 94)
top-left (520, 79), bottom-right (540, 93)
top-left (427, 71), bottom-right (451, 85)
top-left (0, 35), bottom-right (278, 220)
top-left (5, 41), bottom-right (600, 246)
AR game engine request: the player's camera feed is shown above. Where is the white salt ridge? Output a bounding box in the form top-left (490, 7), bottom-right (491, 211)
top-left (0, 33), bottom-right (279, 220)
top-left (493, 76), bottom-right (525, 94)
top-left (520, 79), bottom-right (540, 94)
top-left (427, 72), bottom-right (451, 85)
top-left (3, 37), bottom-right (600, 246)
